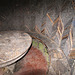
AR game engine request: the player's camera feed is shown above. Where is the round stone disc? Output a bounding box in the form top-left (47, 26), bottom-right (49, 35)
top-left (0, 31), bottom-right (32, 67)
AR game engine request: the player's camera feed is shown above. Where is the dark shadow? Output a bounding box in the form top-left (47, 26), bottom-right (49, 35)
top-left (14, 69), bottom-right (47, 75)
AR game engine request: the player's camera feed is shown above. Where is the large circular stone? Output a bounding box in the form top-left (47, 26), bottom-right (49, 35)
top-left (0, 31), bottom-right (32, 67)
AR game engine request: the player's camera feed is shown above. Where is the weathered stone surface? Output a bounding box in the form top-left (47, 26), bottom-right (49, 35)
top-left (0, 31), bottom-right (32, 67)
top-left (69, 18), bottom-right (75, 59)
top-left (0, 68), bottom-right (12, 75)
top-left (0, 68), bottom-right (4, 75)
top-left (3, 70), bottom-right (12, 75)
top-left (73, 61), bottom-right (75, 75)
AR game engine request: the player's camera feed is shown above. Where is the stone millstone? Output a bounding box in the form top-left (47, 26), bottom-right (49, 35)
top-left (0, 31), bottom-right (32, 67)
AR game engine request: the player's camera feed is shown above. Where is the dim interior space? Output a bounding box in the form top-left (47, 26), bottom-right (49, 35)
top-left (0, 0), bottom-right (75, 75)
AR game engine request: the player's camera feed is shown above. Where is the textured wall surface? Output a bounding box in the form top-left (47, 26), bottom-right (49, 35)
top-left (0, 0), bottom-right (73, 31)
